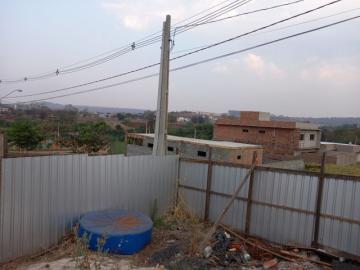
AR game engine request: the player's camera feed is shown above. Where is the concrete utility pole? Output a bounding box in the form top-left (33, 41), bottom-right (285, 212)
top-left (153, 15), bottom-right (171, 156)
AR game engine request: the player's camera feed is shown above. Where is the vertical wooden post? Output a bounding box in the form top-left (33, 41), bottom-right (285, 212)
top-left (0, 132), bottom-right (7, 158)
top-left (245, 151), bottom-right (257, 235)
top-left (312, 152), bottom-right (326, 248)
top-left (175, 147), bottom-right (181, 208)
top-left (204, 146), bottom-right (213, 221)
top-left (124, 132), bottom-right (128, 156)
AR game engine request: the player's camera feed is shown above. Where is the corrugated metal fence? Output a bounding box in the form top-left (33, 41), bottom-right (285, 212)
top-left (179, 158), bottom-right (360, 257)
top-left (0, 154), bottom-right (178, 262)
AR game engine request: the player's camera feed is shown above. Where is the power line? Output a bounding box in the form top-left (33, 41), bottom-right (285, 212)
top-left (172, 7), bottom-right (360, 55)
top-left (173, 0), bottom-right (252, 37)
top-left (8, 62), bottom-right (161, 98)
top-left (7, 0), bottom-right (346, 99)
top-left (171, 0), bottom-right (344, 61)
top-left (176, 0), bottom-right (304, 28)
top-left (5, 15), bottom-right (359, 105)
top-left (51, 0), bottom-right (253, 74)
top-left (0, 0), bottom-right (250, 83)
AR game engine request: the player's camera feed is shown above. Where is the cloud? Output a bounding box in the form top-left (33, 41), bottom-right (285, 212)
top-left (244, 53), bottom-right (265, 74)
top-left (122, 15), bottom-right (150, 30)
top-left (212, 63), bottom-right (230, 74)
top-left (101, 2), bottom-right (161, 30)
top-left (101, 0), bottom-right (208, 30)
top-left (100, 0), bottom-right (235, 30)
top-left (300, 63), bottom-right (360, 85)
top-left (244, 53), bottom-right (284, 78)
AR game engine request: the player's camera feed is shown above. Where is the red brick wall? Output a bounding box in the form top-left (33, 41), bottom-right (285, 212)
top-left (239, 111), bottom-right (260, 121)
top-left (214, 124), bottom-right (300, 160)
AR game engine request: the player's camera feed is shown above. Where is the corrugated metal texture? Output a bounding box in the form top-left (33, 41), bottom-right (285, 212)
top-left (209, 165), bottom-right (249, 231)
top-left (179, 160), bottom-right (360, 257)
top-left (319, 177), bottom-right (360, 255)
top-left (0, 154), bottom-right (178, 263)
top-left (250, 170), bottom-right (318, 246)
top-left (178, 160), bottom-right (207, 218)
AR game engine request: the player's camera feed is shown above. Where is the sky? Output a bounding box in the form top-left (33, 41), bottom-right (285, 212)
top-left (0, 0), bottom-right (359, 117)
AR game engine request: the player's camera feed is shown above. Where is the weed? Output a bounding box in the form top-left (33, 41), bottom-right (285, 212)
top-left (154, 216), bottom-right (178, 230)
top-left (150, 199), bottom-right (159, 222)
top-left (72, 226), bottom-right (92, 269)
top-left (305, 162), bottom-right (360, 176)
top-left (71, 226), bottom-right (110, 270)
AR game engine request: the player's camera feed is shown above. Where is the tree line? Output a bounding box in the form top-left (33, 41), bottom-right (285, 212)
top-left (2, 118), bottom-right (125, 153)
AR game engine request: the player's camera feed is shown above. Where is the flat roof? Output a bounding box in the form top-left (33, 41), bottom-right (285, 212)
top-left (321, 142), bottom-right (354, 146)
top-left (130, 133), bottom-right (262, 149)
top-left (216, 118), bottom-right (319, 130)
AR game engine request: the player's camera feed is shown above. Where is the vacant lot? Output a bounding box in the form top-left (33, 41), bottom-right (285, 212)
top-left (305, 163), bottom-right (360, 176)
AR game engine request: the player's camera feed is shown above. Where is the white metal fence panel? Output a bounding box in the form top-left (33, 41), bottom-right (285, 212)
top-left (209, 165), bottom-right (249, 231)
top-left (0, 154), bottom-right (178, 263)
top-left (319, 177), bottom-right (360, 255)
top-left (178, 160), bottom-right (207, 218)
top-left (179, 160), bottom-right (360, 257)
top-left (250, 170), bottom-right (318, 246)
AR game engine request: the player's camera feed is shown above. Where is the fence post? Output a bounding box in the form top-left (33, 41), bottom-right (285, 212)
top-left (175, 147), bottom-right (181, 208)
top-left (204, 146), bottom-right (213, 221)
top-left (245, 152), bottom-right (257, 235)
top-left (312, 152), bottom-right (326, 248)
top-left (0, 133), bottom-right (7, 158)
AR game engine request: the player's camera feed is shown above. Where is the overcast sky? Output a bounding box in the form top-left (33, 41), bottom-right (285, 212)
top-left (0, 0), bottom-right (359, 117)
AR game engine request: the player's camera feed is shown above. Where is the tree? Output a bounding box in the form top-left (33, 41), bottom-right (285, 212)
top-left (117, 113), bottom-right (126, 121)
top-left (168, 112), bottom-right (177, 123)
top-left (75, 122), bottom-right (109, 152)
top-left (168, 123), bottom-right (213, 140)
top-left (7, 119), bottom-right (44, 150)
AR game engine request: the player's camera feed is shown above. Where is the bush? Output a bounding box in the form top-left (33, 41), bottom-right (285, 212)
top-left (7, 119), bottom-right (44, 150)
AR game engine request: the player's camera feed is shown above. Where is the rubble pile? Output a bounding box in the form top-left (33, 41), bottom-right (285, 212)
top-left (199, 226), bottom-right (359, 270)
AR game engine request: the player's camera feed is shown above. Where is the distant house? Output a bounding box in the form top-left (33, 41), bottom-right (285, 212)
top-left (303, 142), bottom-right (360, 165)
top-left (176, 116), bottom-right (191, 123)
top-left (214, 111), bottom-right (321, 161)
top-left (228, 110), bottom-right (241, 117)
top-left (0, 107), bottom-right (10, 113)
top-left (97, 112), bottom-right (112, 118)
top-left (126, 133), bottom-right (263, 166)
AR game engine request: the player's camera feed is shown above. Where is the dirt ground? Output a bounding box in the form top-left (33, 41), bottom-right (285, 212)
top-left (0, 205), bottom-right (357, 270)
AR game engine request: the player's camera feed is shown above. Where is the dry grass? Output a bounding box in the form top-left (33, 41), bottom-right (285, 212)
top-left (305, 162), bottom-right (360, 176)
top-left (1, 194), bottom-right (207, 269)
top-left (149, 192), bottom-right (208, 257)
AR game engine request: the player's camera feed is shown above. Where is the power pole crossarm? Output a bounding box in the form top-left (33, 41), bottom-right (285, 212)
top-left (153, 15), bottom-right (171, 156)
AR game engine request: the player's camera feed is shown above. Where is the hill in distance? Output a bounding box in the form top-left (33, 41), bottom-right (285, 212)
top-left (272, 115), bottom-right (360, 127)
top-left (40, 102), bottom-right (145, 115)
top-left (36, 102), bottom-right (360, 127)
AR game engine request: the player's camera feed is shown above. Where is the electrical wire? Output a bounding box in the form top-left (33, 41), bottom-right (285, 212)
top-left (0, 0), bottom-right (250, 83)
top-left (56, 0), bottom-right (252, 74)
top-left (175, 0), bottom-right (304, 28)
top-left (4, 14), bottom-right (359, 105)
top-left (170, 0), bottom-right (344, 61)
top-left (7, 0), bottom-right (347, 100)
top-left (171, 7), bottom-right (360, 55)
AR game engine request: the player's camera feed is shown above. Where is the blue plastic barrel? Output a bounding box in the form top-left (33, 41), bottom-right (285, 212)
top-left (78, 209), bottom-right (153, 255)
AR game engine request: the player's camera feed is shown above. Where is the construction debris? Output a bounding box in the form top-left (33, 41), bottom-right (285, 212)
top-left (197, 224), bottom-right (344, 269)
top-left (263, 258), bottom-right (278, 269)
top-left (2, 203), bottom-right (359, 270)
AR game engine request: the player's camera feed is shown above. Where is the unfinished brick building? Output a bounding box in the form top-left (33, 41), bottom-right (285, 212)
top-left (214, 111), bottom-right (321, 161)
top-left (126, 133), bottom-right (263, 166)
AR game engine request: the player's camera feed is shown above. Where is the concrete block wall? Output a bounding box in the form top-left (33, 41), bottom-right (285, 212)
top-left (262, 159), bottom-right (305, 170)
top-left (302, 152), bottom-right (338, 164)
top-left (126, 135), bottom-right (263, 165)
